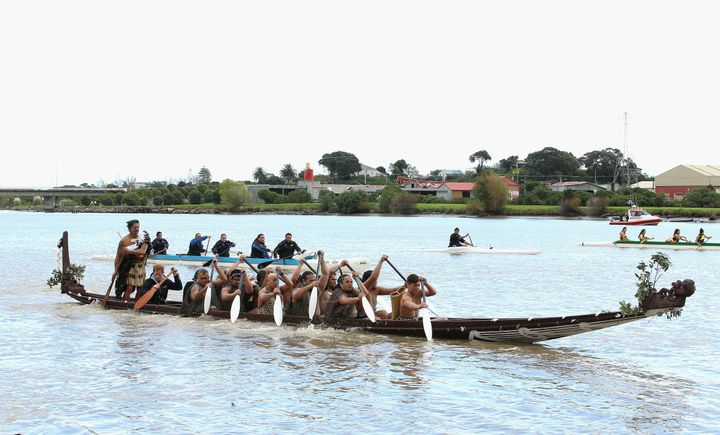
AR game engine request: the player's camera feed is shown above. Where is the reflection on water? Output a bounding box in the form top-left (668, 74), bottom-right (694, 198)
top-left (1, 212), bottom-right (718, 432)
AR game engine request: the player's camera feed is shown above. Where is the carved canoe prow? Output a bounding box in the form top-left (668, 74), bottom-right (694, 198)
top-left (641, 279), bottom-right (695, 311)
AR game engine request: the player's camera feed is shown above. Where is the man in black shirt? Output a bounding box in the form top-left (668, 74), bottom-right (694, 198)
top-left (211, 233), bottom-right (236, 257)
top-left (448, 228), bottom-right (471, 247)
top-left (150, 231), bottom-right (169, 255)
top-left (273, 233), bottom-right (303, 259)
top-left (136, 263), bottom-right (183, 304)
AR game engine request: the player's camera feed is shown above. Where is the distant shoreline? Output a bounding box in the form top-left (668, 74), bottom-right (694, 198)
top-left (3, 204), bottom-right (719, 221)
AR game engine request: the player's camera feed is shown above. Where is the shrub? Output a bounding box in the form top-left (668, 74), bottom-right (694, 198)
top-left (378, 185), bottom-right (401, 213)
top-left (683, 185), bottom-right (720, 208)
top-left (258, 189), bottom-right (286, 204)
top-left (318, 190), bottom-right (337, 212)
top-left (390, 192), bottom-right (418, 215)
top-left (586, 196), bottom-right (608, 217)
top-left (58, 198), bottom-right (76, 207)
top-left (32, 196), bottom-right (43, 206)
top-left (153, 196), bottom-right (164, 206)
top-left (219, 179), bottom-right (250, 211)
top-left (188, 189), bottom-right (204, 204)
top-left (336, 190), bottom-right (370, 214)
top-left (465, 199), bottom-right (484, 215)
top-left (472, 170), bottom-right (508, 214)
top-left (80, 196), bottom-right (92, 206)
top-left (287, 189), bottom-right (312, 203)
top-left (122, 192), bottom-right (142, 206)
top-left (559, 190), bottom-right (581, 216)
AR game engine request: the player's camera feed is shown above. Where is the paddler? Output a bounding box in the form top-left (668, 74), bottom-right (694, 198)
top-left (618, 226), bottom-right (628, 241)
top-left (219, 268), bottom-right (254, 312)
top-left (187, 233), bottom-right (210, 256)
top-left (114, 219), bottom-right (150, 301)
top-left (286, 252), bottom-right (329, 317)
top-left (638, 229), bottom-right (653, 243)
top-left (273, 233), bottom-right (303, 259)
top-left (695, 228), bottom-right (712, 247)
top-left (357, 255), bottom-right (404, 319)
top-left (448, 227), bottom-right (472, 247)
top-left (325, 270), bottom-right (370, 319)
top-left (136, 264), bottom-right (182, 305)
top-left (398, 274), bottom-right (437, 320)
top-left (253, 267), bottom-right (293, 315)
top-left (180, 258), bottom-right (227, 316)
top-left (666, 228), bottom-right (688, 243)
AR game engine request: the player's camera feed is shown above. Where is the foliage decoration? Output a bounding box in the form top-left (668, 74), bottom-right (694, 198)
top-left (47, 263), bottom-right (86, 288)
top-left (619, 252), bottom-right (671, 316)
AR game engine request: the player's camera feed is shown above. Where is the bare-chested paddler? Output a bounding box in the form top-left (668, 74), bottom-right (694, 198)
top-left (398, 274), bottom-right (437, 320)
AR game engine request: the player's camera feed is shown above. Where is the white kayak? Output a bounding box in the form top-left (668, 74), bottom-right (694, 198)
top-left (421, 246), bottom-right (541, 255)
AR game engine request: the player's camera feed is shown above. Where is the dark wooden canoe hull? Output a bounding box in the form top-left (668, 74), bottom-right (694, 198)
top-left (57, 231), bottom-right (692, 344)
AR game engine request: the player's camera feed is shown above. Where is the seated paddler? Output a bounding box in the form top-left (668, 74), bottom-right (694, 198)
top-left (219, 268), bottom-right (254, 312)
top-left (180, 258), bottom-right (227, 316)
top-left (398, 274), bottom-right (437, 320)
top-left (253, 266), bottom-right (293, 315)
top-left (136, 264), bottom-right (182, 305)
top-left (325, 270), bottom-right (370, 319)
top-left (448, 227), bottom-right (471, 247)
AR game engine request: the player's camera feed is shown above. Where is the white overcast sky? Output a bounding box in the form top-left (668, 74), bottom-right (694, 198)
top-left (1, 1), bottom-right (718, 187)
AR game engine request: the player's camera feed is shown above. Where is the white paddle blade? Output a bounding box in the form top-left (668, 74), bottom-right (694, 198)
top-left (308, 287), bottom-right (318, 320)
top-left (273, 294), bottom-right (283, 326)
top-left (361, 296), bottom-right (376, 323)
top-left (203, 286), bottom-right (212, 314)
top-left (230, 294), bottom-right (240, 323)
top-left (421, 309), bottom-right (433, 341)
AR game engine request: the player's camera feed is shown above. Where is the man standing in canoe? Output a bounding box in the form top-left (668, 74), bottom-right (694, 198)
top-left (114, 219), bottom-right (150, 301)
top-left (448, 228), bottom-right (471, 247)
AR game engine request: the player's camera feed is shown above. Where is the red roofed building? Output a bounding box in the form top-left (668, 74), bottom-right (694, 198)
top-left (398, 176), bottom-right (520, 200)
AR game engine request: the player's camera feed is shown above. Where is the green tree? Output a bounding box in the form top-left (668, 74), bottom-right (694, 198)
top-left (578, 148), bottom-right (623, 183)
top-left (319, 151), bottom-right (362, 179)
top-left (376, 166), bottom-right (387, 175)
top-left (219, 179), bottom-right (250, 211)
top-left (122, 192), bottom-right (142, 206)
top-left (389, 159), bottom-right (409, 176)
top-left (525, 147), bottom-right (580, 178)
top-left (336, 190), bottom-right (370, 214)
top-left (253, 167), bottom-right (268, 184)
top-left (258, 189), bottom-right (285, 204)
top-left (378, 185), bottom-right (401, 213)
top-left (280, 164), bottom-right (297, 184)
top-left (80, 196), bottom-right (91, 206)
top-left (683, 185), bottom-right (720, 208)
top-left (188, 188), bottom-right (204, 204)
top-left (469, 150), bottom-right (492, 174)
top-left (198, 166), bottom-right (212, 184)
top-left (287, 189), bottom-right (312, 203)
top-left (471, 170), bottom-right (508, 214)
top-left (497, 155), bottom-right (519, 173)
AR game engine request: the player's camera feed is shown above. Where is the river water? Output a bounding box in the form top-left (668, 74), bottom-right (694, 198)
top-left (1, 211), bottom-right (718, 433)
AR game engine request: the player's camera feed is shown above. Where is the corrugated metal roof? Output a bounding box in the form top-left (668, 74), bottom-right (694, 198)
top-left (443, 182), bottom-right (475, 191)
top-left (682, 165), bottom-right (720, 176)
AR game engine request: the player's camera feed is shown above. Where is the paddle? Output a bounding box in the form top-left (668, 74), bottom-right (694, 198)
top-left (134, 269), bottom-right (175, 310)
top-left (101, 270), bottom-right (118, 308)
top-left (385, 259), bottom-right (440, 317)
top-left (420, 281), bottom-right (433, 341)
top-left (202, 243), bottom-right (235, 266)
top-left (258, 250), bottom-right (307, 270)
top-left (273, 271), bottom-right (283, 326)
top-left (466, 234), bottom-right (475, 247)
top-left (307, 253), bottom-right (322, 320)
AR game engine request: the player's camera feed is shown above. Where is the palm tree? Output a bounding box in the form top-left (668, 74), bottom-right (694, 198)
top-left (280, 163), bottom-right (297, 184)
top-left (469, 150), bottom-right (492, 174)
top-left (253, 167), bottom-right (268, 184)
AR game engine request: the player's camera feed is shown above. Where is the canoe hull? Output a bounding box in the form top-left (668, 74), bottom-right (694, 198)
top-left (582, 240), bottom-right (720, 251)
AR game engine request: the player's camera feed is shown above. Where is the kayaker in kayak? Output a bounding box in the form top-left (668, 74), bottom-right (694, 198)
top-left (695, 228), bottom-right (712, 247)
top-left (187, 233), bottom-right (210, 256)
top-left (449, 228), bottom-right (472, 247)
top-left (619, 227), bottom-right (628, 241)
top-left (273, 233), bottom-right (303, 259)
top-left (666, 228), bottom-right (688, 243)
top-left (638, 229), bottom-right (653, 243)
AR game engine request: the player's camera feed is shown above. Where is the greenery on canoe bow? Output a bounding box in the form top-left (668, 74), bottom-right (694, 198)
top-left (619, 252), bottom-right (677, 318)
top-left (47, 263), bottom-right (86, 288)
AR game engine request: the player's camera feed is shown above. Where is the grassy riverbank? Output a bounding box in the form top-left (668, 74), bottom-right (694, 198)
top-left (6, 203), bottom-right (720, 218)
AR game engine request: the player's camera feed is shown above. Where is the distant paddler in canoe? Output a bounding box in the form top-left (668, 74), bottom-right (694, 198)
top-left (449, 227), bottom-right (473, 247)
top-left (114, 219), bottom-right (151, 302)
top-left (619, 226), bottom-right (628, 241)
top-left (696, 228), bottom-right (712, 247)
top-left (638, 229), bottom-right (653, 244)
top-left (666, 228), bottom-right (689, 243)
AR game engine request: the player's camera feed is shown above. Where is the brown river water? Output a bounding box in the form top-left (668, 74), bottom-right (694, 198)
top-left (1, 211), bottom-right (718, 433)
